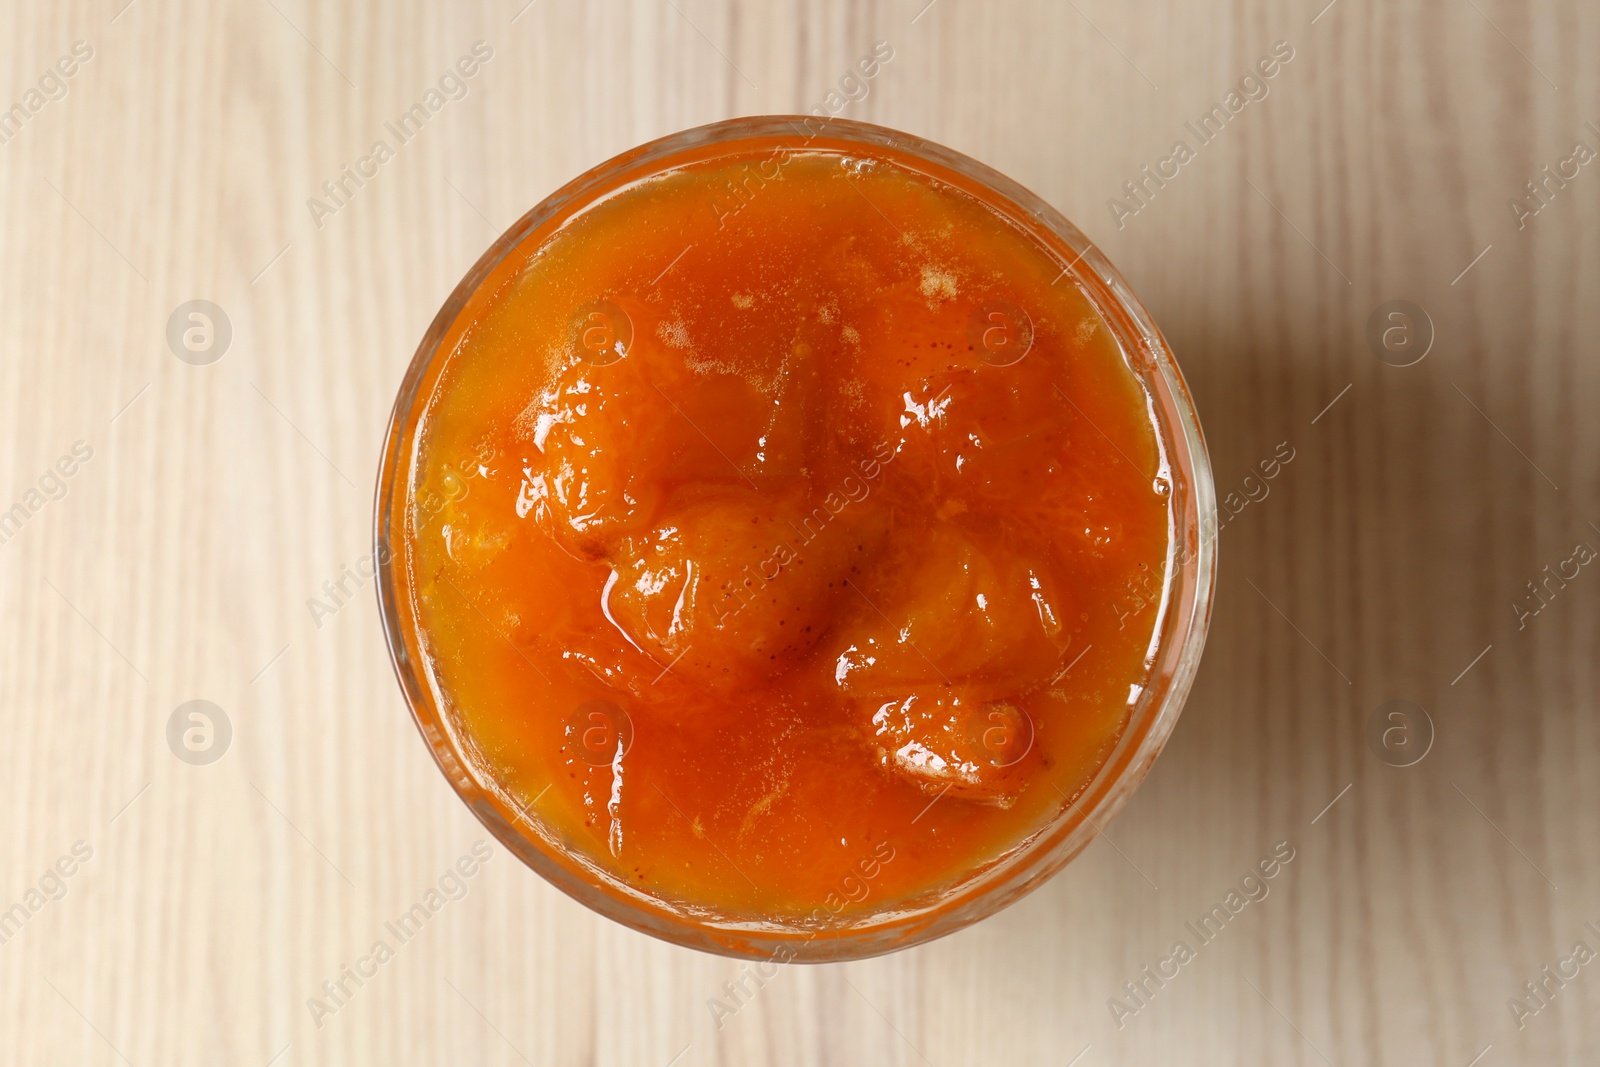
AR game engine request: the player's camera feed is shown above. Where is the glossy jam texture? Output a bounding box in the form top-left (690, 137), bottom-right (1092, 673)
top-left (406, 143), bottom-right (1171, 920)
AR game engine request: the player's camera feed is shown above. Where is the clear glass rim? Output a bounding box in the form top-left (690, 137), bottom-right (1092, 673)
top-left (373, 114), bottom-right (1217, 961)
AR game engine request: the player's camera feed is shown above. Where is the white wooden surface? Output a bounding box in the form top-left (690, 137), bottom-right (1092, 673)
top-left (1, 0), bottom-right (1597, 1063)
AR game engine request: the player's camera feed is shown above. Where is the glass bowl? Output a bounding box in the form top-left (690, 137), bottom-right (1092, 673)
top-left (374, 115), bottom-right (1215, 961)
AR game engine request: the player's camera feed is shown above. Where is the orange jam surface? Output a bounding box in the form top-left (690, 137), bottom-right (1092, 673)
top-left (404, 138), bottom-right (1172, 921)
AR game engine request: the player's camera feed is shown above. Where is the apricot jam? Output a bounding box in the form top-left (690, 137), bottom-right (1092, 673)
top-left (391, 125), bottom-right (1176, 930)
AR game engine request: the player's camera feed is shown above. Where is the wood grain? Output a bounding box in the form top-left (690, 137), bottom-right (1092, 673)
top-left (1, 0), bottom-right (1596, 1063)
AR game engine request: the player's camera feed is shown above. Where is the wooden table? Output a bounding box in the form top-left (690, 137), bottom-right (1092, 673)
top-left (2, 1), bottom-right (1596, 1063)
